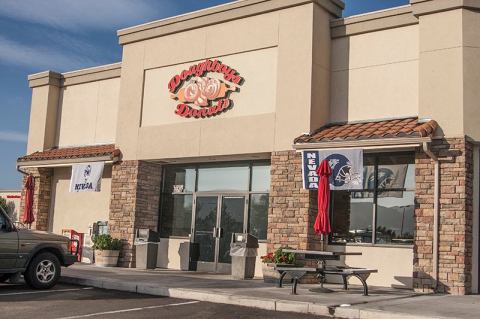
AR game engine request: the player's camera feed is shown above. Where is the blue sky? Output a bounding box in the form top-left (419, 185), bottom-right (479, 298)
top-left (0, 0), bottom-right (408, 190)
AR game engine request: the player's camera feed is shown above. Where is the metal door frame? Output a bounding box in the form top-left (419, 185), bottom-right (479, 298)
top-left (191, 192), bottom-right (248, 273)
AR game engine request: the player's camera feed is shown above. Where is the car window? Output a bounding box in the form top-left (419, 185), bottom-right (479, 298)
top-left (0, 212), bottom-right (8, 231)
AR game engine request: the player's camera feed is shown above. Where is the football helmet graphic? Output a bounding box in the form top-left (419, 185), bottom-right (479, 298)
top-left (325, 154), bottom-right (362, 188)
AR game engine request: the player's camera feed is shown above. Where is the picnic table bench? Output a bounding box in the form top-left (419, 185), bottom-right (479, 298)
top-left (275, 249), bottom-right (378, 296)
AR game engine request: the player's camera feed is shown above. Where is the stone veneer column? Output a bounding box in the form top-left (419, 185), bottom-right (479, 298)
top-left (109, 160), bottom-right (162, 267)
top-left (19, 168), bottom-right (53, 231)
top-left (414, 137), bottom-right (474, 295)
top-left (268, 151), bottom-right (321, 252)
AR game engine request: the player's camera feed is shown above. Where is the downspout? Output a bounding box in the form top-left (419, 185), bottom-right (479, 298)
top-left (17, 165), bottom-right (29, 176)
top-left (423, 141), bottom-right (439, 291)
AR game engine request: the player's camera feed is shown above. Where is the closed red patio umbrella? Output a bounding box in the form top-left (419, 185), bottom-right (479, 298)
top-left (314, 159), bottom-right (332, 235)
top-left (23, 175), bottom-right (35, 227)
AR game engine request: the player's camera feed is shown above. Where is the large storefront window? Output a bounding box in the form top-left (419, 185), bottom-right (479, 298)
top-left (159, 162), bottom-right (270, 240)
top-left (330, 153), bottom-right (415, 245)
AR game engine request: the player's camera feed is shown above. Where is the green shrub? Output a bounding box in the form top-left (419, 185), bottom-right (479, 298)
top-left (274, 247), bottom-right (296, 264)
top-left (92, 234), bottom-right (122, 251)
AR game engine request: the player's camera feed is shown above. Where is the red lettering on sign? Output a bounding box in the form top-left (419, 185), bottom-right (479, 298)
top-left (168, 59), bottom-right (243, 93)
top-left (174, 99), bottom-right (231, 119)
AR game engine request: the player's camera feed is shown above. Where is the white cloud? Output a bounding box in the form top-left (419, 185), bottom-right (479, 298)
top-left (0, 0), bottom-right (169, 32)
top-left (0, 130), bottom-right (28, 143)
top-left (0, 35), bottom-right (101, 71)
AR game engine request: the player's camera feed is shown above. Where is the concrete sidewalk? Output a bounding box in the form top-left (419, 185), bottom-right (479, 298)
top-left (61, 264), bottom-right (479, 319)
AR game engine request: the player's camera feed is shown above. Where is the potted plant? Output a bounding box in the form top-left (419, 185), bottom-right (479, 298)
top-left (92, 234), bottom-right (122, 267)
top-left (260, 247), bottom-right (296, 283)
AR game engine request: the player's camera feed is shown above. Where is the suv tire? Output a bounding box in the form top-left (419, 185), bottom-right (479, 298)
top-left (24, 252), bottom-right (61, 289)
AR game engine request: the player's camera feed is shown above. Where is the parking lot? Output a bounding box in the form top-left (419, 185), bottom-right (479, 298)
top-left (0, 283), bottom-right (327, 319)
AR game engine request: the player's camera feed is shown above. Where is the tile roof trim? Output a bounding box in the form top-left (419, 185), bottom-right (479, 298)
top-left (293, 136), bottom-right (432, 150)
top-left (294, 117), bottom-right (438, 145)
top-left (17, 156), bottom-right (118, 168)
top-left (17, 144), bottom-right (120, 166)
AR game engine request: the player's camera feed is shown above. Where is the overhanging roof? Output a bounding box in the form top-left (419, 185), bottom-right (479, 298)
top-left (17, 144), bottom-right (121, 167)
top-left (294, 117), bottom-right (438, 150)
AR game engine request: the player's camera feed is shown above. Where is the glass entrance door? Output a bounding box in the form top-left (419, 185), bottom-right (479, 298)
top-left (194, 196), bottom-right (218, 272)
top-left (217, 196), bottom-right (245, 273)
top-left (193, 195), bottom-right (246, 273)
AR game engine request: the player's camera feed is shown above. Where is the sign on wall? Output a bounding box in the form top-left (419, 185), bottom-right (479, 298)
top-left (168, 59), bottom-right (244, 119)
top-left (69, 162), bottom-right (104, 193)
top-left (302, 149), bottom-right (363, 190)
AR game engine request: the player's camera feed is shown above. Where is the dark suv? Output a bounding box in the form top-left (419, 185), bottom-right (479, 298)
top-left (0, 206), bottom-right (77, 289)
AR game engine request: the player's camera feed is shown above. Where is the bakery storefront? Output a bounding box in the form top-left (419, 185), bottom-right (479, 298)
top-left (18, 0), bottom-right (480, 295)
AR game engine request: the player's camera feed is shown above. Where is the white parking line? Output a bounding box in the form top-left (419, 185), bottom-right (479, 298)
top-left (0, 287), bottom-right (93, 296)
top-left (55, 300), bottom-right (200, 319)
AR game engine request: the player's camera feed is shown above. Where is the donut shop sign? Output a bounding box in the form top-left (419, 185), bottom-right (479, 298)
top-left (168, 59), bottom-right (243, 118)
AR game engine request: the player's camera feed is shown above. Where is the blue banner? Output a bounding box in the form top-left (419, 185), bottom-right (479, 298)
top-left (302, 151), bottom-right (320, 189)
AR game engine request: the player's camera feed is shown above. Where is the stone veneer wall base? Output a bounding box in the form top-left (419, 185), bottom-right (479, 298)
top-left (19, 167), bottom-right (52, 231)
top-left (109, 160), bottom-right (162, 268)
top-left (414, 137), bottom-right (474, 295)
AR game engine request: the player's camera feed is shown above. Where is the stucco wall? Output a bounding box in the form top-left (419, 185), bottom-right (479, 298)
top-left (330, 25), bottom-right (419, 123)
top-left (328, 245), bottom-right (413, 288)
top-left (56, 78), bottom-right (120, 147)
top-left (49, 166), bottom-right (112, 235)
top-left (142, 48), bottom-right (278, 127)
top-left (116, 3), bottom-right (330, 161)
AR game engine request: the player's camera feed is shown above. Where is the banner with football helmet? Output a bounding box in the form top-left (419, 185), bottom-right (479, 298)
top-left (302, 149), bottom-right (363, 190)
top-left (69, 162), bottom-right (105, 193)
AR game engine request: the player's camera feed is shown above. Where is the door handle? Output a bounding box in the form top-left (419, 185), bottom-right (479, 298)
top-left (212, 227), bottom-right (217, 238)
top-left (218, 228), bottom-right (224, 238)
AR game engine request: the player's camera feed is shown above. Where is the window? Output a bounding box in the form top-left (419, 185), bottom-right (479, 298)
top-left (249, 194), bottom-right (269, 240)
top-left (330, 153), bottom-right (415, 245)
top-left (197, 165), bottom-right (249, 192)
top-left (159, 162), bottom-right (270, 240)
top-left (159, 194), bottom-right (193, 237)
top-left (0, 209), bottom-right (8, 232)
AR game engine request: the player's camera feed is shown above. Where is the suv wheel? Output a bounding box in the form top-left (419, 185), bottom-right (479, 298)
top-left (24, 252), bottom-right (61, 289)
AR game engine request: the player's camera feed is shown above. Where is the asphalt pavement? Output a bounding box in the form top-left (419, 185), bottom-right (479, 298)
top-left (0, 283), bottom-right (328, 319)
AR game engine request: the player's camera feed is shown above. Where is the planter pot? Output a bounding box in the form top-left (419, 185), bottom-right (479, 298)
top-left (94, 250), bottom-right (119, 267)
top-left (262, 263), bottom-right (294, 283)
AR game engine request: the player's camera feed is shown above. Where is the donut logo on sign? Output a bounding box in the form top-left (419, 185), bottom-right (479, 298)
top-left (168, 59), bottom-right (244, 118)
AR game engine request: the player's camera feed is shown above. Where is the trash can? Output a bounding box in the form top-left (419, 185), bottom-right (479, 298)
top-left (134, 229), bottom-right (160, 269)
top-left (179, 241), bottom-right (199, 271)
top-left (230, 233), bottom-right (259, 279)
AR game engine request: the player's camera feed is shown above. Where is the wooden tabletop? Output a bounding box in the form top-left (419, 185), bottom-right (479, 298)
top-left (282, 249), bottom-right (362, 256)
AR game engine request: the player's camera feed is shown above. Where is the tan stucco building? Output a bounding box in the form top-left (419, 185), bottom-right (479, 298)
top-left (18, 0), bottom-right (480, 294)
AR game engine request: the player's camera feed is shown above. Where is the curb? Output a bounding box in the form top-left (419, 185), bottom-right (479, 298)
top-left (60, 276), bottom-right (450, 319)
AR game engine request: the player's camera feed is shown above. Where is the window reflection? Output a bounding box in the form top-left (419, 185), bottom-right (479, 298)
top-left (197, 165), bottom-right (249, 191)
top-left (330, 152), bottom-right (415, 246)
top-left (249, 194), bottom-right (269, 240)
top-left (160, 162), bottom-right (270, 241)
top-left (251, 165), bottom-right (271, 192)
top-left (376, 191), bottom-right (415, 245)
top-left (330, 191), bottom-right (374, 244)
top-left (159, 194), bottom-right (193, 237)
top-left (164, 167), bottom-right (196, 193)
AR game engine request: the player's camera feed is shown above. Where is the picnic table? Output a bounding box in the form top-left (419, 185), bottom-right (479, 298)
top-left (275, 249), bottom-right (377, 296)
